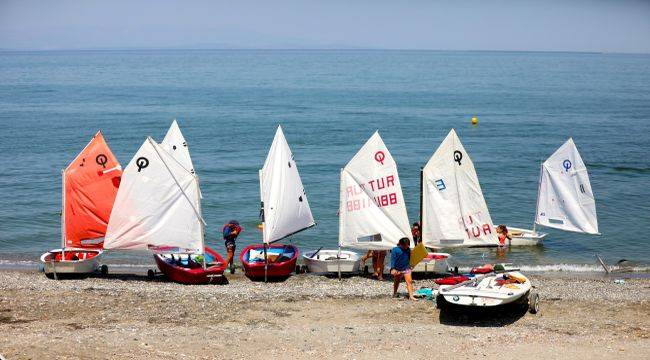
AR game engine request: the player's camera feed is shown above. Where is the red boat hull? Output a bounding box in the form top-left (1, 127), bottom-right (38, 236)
top-left (240, 244), bottom-right (298, 280)
top-left (154, 246), bottom-right (227, 285)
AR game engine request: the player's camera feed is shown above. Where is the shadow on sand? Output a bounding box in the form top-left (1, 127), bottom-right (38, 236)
top-left (45, 271), bottom-right (230, 285)
top-left (438, 300), bottom-right (529, 327)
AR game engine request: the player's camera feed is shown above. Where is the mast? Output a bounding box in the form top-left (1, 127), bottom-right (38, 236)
top-left (419, 167), bottom-right (423, 244)
top-left (61, 169), bottom-right (66, 256)
top-left (532, 160), bottom-right (543, 234)
top-left (196, 176), bottom-right (206, 270)
top-left (338, 168), bottom-right (343, 281)
top-left (259, 169), bottom-right (268, 283)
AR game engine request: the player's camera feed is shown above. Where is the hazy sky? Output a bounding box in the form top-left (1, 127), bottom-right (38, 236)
top-left (1, 0), bottom-right (649, 52)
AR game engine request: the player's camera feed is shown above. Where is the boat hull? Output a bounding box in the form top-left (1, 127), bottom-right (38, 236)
top-left (411, 252), bottom-right (451, 274)
top-left (506, 227), bottom-right (547, 246)
top-left (40, 249), bottom-right (102, 275)
top-left (438, 271), bottom-right (531, 307)
top-left (240, 244), bottom-right (298, 280)
top-left (154, 246), bottom-right (227, 285)
top-left (303, 250), bottom-right (361, 274)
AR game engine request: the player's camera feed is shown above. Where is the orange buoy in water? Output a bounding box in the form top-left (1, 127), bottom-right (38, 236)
top-left (257, 223), bottom-right (264, 230)
top-left (471, 116), bottom-right (478, 125)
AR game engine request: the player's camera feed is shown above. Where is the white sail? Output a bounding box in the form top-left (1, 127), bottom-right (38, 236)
top-left (161, 119), bottom-right (195, 174)
top-left (421, 129), bottom-right (498, 247)
top-left (104, 137), bottom-right (204, 253)
top-left (260, 125), bottom-right (315, 243)
top-left (535, 138), bottom-right (598, 234)
top-left (339, 131), bottom-right (412, 250)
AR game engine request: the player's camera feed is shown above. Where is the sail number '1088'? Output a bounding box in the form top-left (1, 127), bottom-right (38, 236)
top-left (345, 175), bottom-right (399, 212)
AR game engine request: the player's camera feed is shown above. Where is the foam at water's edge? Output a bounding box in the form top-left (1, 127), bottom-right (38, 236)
top-left (453, 263), bottom-right (650, 273)
top-left (2, 259), bottom-right (648, 273)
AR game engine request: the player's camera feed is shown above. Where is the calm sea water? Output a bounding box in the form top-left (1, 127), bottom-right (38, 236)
top-left (0, 50), bottom-right (649, 271)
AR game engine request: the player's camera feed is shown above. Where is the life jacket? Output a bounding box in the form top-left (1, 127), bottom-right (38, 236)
top-left (470, 264), bottom-right (494, 274)
top-left (435, 275), bottom-right (470, 285)
top-left (222, 222), bottom-right (242, 240)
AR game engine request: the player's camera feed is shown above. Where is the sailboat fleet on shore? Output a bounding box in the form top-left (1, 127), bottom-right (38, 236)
top-left (40, 122), bottom-right (600, 295)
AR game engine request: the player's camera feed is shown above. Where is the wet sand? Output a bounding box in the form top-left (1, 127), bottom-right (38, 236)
top-left (0, 270), bottom-right (648, 359)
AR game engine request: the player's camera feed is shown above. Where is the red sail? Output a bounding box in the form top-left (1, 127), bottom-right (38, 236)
top-left (64, 131), bottom-right (122, 248)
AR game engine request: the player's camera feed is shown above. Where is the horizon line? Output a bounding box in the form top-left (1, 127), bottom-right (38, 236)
top-left (1, 47), bottom-right (649, 56)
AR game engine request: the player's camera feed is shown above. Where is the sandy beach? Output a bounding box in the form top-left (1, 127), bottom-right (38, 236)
top-left (0, 270), bottom-right (648, 359)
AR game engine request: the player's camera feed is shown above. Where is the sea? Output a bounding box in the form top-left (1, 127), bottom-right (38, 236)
top-left (0, 49), bottom-right (649, 273)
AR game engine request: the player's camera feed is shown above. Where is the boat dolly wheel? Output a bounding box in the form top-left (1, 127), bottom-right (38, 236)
top-left (147, 269), bottom-right (156, 280)
top-left (100, 265), bottom-right (108, 276)
top-left (528, 290), bottom-right (540, 314)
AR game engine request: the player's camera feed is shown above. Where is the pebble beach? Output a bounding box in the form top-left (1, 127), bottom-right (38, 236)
top-left (0, 270), bottom-right (648, 359)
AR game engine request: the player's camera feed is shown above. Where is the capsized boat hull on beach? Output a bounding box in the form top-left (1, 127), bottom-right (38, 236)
top-left (240, 244), bottom-right (299, 280)
top-left (303, 249), bottom-right (361, 274)
top-left (154, 246), bottom-right (227, 285)
top-left (40, 249), bottom-right (103, 277)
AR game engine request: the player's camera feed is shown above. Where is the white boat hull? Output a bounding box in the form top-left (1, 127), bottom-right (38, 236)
top-left (303, 250), bottom-right (361, 274)
top-left (505, 227), bottom-right (547, 246)
top-left (411, 252), bottom-right (451, 274)
top-left (40, 249), bottom-right (103, 274)
top-left (438, 271), bottom-right (532, 307)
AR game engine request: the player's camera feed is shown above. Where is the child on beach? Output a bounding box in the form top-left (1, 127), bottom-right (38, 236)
top-left (390, 237), bottom-right (416, 301)
top-left (222, 220), bottom-right (242, 274)
top-left (360, 250), bottom-right (387, 280)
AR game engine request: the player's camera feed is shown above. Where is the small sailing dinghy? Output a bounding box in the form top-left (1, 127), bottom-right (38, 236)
top-left (303, 249), bottom-right (361, 274)
top-left (241, 126), bottom-right (315, 281)
top-left (436, 265), bottom-right (539, 313)
top-left (335, 131), bottom-right (413, 276)
top-left (508, 138), bottom-right (599, 245)
top-left (240, 243), bottom-right (299, 279)
top-left (420, 129), bottom-right (499, 248)
top-left (103, 137), bottom-right (226, 284)
top-left (40, 131), bottom-right (122, 278)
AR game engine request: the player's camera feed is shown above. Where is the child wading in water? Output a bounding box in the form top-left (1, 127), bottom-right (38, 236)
top-left (496, 225), bottom-right (512, 247)
top-left (222, 220), bottom-right (242, 274)
top-left (390, 237), bottom-right (416, 301)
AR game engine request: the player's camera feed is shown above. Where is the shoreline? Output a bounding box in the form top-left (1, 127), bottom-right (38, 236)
top-left (1, 269), bottom-right (648, 359)
top-left (1, 261), bottom-right (648, 280)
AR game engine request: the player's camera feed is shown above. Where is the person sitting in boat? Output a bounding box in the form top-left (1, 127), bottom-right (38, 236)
top-left (390, 237), bottom-right (416, 301)
top-left (411, 222), bottom-right (421, 245)
top-left (222, 220), bottom-right (243, 274)
top-left (496, 225), bottom-right (512, 247)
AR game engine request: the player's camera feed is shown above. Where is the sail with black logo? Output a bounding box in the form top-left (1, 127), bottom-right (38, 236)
top-left (104, 137), bottom-right (204, 253)
top-left (421, 129), bottom-right (498, 247)
top-left (535, 138), bottom-right (599, 234)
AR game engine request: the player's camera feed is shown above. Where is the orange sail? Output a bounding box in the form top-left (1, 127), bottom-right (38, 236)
top-left (64, 131), bottom-right (122, 248)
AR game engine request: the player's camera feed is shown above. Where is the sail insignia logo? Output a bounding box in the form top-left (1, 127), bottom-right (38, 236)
top-left (435, 179), bottom-right (446, 191)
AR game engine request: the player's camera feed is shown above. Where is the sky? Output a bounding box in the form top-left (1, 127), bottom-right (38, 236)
top-left (1, 0), bottom-right (649, 53)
